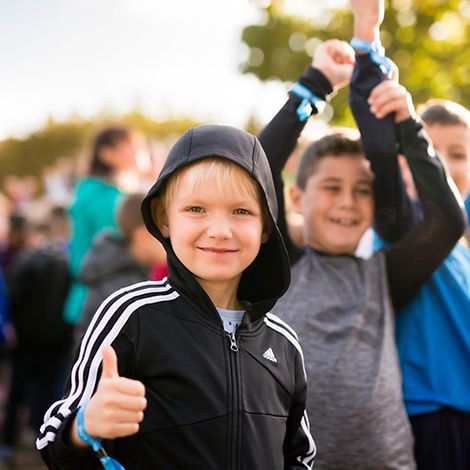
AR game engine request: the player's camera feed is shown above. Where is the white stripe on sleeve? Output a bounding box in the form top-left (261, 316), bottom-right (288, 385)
top-left (36, 280), bottom-right (178, 450)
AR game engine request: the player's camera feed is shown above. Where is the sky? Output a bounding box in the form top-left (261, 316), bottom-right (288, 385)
top-left (0, 0), bottom-right (295, 140)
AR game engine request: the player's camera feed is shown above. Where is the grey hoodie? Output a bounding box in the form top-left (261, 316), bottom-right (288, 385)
top-left (76, 230), bottom-right (148, 343)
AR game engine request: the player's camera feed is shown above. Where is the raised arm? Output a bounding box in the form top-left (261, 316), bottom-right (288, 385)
top-left (349, 1), bottom-right (466, 310)
top-left (259, 40), bottom-right (354, 263)
top-left (384, 115), bottom-right (465, 310)
top-left (349, 0), bottom-right (417, 241)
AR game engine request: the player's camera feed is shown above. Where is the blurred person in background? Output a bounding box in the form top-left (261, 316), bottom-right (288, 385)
top-left (0, 197), bottom-right (15, 406)
top-left (0, 270), bottom-right (12, 350)
top-left (388, 99), bottom-right (470, 469)
top-left (0, 208), bottom-right (72, 468)
top-left (0, 195), bottom-right (10, 252)
top-left (352, 91), bottom-right (470, 469)
top-left (419, 100), bottom-right (470, 247)
top-left (0, 215), bottom-right (27, 282)
top-left (75, 193), bottom-right (166, 345)
top-left (0, 268), bottom-right (14, 396)
top-left (63, 125), bottom-right (142, 327)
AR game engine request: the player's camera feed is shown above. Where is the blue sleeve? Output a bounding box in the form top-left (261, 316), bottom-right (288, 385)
top-left (465, 194), bottom-right (470, 225)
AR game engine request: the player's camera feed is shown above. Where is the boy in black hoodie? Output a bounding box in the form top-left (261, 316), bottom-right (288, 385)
top-left (36, 124), bottom-right (315, 469)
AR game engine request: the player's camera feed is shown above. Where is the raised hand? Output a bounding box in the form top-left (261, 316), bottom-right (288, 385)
top-left (72, 345), bottom-right (147, 446)
top-left (312, 39), bottom-right (355, 90)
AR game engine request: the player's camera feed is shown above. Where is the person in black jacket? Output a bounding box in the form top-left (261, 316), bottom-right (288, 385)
top-left (36, 125), bottom-right (315, 469)
top-left (1, 210), bottom-right (72, 466)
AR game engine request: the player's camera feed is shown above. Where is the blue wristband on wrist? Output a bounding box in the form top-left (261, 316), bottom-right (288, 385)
top-left (76, 406), bottom-right (125, 470)
top-left (350, 37), bottom-right (393, 77)
top-left (290, 82), bottom-right (326, 122)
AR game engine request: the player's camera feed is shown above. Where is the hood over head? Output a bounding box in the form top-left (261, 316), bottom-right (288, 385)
top-left (141, 124), bottom-right (290, 321)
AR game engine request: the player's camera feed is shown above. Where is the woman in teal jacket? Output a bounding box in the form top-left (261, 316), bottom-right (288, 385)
top-left (63, 125), bottom-right (138, 325)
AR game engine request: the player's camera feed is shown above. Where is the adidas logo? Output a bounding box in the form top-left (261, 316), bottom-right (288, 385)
top-left (263, 348), bottom-right (277, 363)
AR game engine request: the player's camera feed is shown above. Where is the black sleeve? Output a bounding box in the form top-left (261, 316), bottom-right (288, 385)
top-left (258, 67), bottom-right (332, 264)
top-left (38, 309), bottom-right (137, 469)
top-left (349, 54), bottom-right (417, 242)
top-left (40, 410), bottom-right (98, 469)
top-left (350, 54), bottom-right (466, 311)
top-left (383, 118), bottom-right (466, 310)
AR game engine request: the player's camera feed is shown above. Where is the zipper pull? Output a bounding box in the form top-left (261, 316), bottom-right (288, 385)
top-left (228, 332), bottom-right (239, 352)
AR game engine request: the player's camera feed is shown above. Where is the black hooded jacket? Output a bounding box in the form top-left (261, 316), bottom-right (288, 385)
top-left (37, 125), bottom-right (315, 469)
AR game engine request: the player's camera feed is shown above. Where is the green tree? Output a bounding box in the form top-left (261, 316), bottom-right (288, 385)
top-left (241, 0), bottom-right (470, 125)
top-left (0, 112), bottom-right (201, 185)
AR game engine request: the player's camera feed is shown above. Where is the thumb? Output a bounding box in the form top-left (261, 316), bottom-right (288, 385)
top-left (101, 345), bottom-right (119, 379)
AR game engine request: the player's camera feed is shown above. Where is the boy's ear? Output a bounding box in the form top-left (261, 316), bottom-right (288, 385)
top-left (289, 186), bottom-right (304, 214)
top-left (153, 200), bottom-right (170, 238)
top-left (261, 227), bottom-right (270, 244)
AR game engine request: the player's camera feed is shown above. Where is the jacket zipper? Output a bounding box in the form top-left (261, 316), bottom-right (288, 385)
top-left (228, 332), bottom-right (239, 352)
top-left (227, 332), bottom-right (240, 470)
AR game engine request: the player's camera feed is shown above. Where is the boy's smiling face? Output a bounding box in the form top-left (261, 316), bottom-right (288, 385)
top-left (425, 123), bottom-right (470, 196)
top-left (291, 154), bottom-right (374, 256)
top-left (157, 165), bottom-right (268, 306)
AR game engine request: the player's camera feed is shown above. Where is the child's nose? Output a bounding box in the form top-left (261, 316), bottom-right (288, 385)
top-left (338, 190), bottom-right (356, 207)
top-left (207, 218), bottom-right (232, 239)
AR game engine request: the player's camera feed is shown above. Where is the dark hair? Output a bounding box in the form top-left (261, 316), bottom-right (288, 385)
top-left (7, 213), bottom-right (28, 247)
top-left (50, 205), bottom-right (67, 220)
top-left (116, 193), bottom-right (146, 244)
top-left (89, 125), bottom-right (132, 177)
top-left (9, 213), bottom-right (27, 232)
top-left (296, 132), bottom-right (363, 189)
top-left (419, 99), bottom-right (470, 128)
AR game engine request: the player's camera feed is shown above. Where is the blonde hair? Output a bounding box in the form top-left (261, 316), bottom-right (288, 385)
top-left (154, 157), bottom-right (271, 230)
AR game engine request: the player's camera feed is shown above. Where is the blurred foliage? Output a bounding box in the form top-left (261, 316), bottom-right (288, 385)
top-left (244, 113), bottom-right (263, 136)
top-left (0, 113), bottom-right (201, 182)
top-left (241, 0), bottom-right (470, 125)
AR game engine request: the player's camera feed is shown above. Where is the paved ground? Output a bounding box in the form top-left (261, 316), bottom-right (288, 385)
top-left (0, 371), bottom-right (47, 470)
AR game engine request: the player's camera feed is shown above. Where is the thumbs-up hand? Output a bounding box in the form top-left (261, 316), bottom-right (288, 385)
top-left (72, 345), bottom-right (147, 445)
top-left (101, 343), bottom-right (121, 379)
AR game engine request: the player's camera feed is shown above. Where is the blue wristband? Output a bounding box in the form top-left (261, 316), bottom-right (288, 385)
top-left (350, 37), bottom-right (393, 77)
top-left (76, 406), bottom-right (126, 470)
top-left (290, 82), bottom-right (326, 122)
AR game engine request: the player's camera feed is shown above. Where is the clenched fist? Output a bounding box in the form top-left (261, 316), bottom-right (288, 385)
top-left (312, 39), bottom-right (355, 91)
